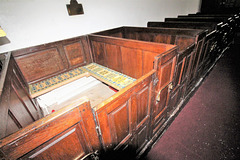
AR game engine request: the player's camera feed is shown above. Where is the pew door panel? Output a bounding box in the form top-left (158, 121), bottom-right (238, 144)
top-left (168, 46), bottom-right (195, 114)
top-left (21, 123), bottom-right (89, 160)
top-left (151, 51), bottom-right (177, 136)
top-left (96, 73), bottom-right (153, 152)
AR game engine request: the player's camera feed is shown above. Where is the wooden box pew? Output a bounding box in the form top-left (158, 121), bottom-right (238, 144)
top-left (92, 26), bottom-right (206, 113)
top-left (190, 13), bottom-right (240, 25)
top-left (164, 17), bottom-right (234, 50)
top-left (147, 21), bottom-right (222, 82)
top-left (91, 26), bottom-right (206, 138)
top-left (184, 13), bottom-right (240, 37)
top-left (88, 33), bottom-right (178, 152)
top-left (162, 18), bottom-right (230, 61)
top-left (0, 34), bottom-right (178, 159)
top-left (189, 13), bottom-right (240, 26)
top-left (177, 15), bottom-right (237, 44)
top-left (193, 13), bottom-right (234, 16)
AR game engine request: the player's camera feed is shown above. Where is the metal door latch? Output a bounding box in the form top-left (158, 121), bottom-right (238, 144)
top-left (168, 82), bottom-right (173, 90)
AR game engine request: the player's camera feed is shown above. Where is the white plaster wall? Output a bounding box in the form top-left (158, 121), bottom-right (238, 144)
top-left (0, 0), bottom-right (200, 54)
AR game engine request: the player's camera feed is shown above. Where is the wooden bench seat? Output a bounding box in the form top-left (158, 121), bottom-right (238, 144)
top-left (29, 63), bottom-right (136, 98)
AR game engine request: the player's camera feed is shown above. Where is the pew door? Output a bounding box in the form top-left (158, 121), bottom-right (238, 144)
top-left (151, 50), bottom-right (177, 138)
top-left (96, 72), bottom-right (154, 153)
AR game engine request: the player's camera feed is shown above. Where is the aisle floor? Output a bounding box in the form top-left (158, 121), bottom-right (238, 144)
top-left (146, 40), bottom-right (240, 160)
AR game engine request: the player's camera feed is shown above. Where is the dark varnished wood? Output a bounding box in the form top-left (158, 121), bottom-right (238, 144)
top-left (164, 17), bottom-right (233, 49)
top-left (89, 34), bottom-right (176, 79)
top-left (147, 22), bottom-right (223, 81)
top-left (0, 98), bottom-right (100, 159)
top-left (165, 17), bottom-right (229, 23)
top-left (13, 36), bottom-right (92, 84)
top-left (94, 26), bottom-right (205, 118)
top-left (0, 53), bottom-right (40, 139)
top-left (95, 71), bottom-right (154, 152)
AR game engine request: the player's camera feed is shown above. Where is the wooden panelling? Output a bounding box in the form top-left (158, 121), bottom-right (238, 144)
top-left (153, 34), bottom-right (172, 44)
top-left (109, 102), bottom-right (131, 145)
top-left (89, 35), bottom-right (176, 79)
top-left (136, 124), bottom-right (148, 152)
top-left (0, 55), bottom-right (40, 139)
top-left (13, 36), bottom-right (92, 83)
top-left (155, 86), bottom-right (169, 118)
top-left (21, 124), bottom-right (87, 159)
top-left (64, 42), bottom-right (86, 67)
top-left (121, 47), bottom-right (143, 78)
top-left (93, 27), bottom-right (205, 102)
top-left (0, 99), bottom-right (100, 160)
top-left (137, 32), bottom-right (153, 42)
top-left (158, 60), bottom-right (174, 90)
top-left (8, 76), bottom-right (35, 128)
top-left (188, 39), bottom-right (204, 84)
top-left (167, 88), bottom-right (181, 116)
top-left (122, 27), bottom-right (202, 54)
top-left (165, 17), bottom-right (229, 23)
top-left (92, 41), bottom-right (106, 66)
top-left (148, 21), bottom-right (217, 33)
top-left (142, 51), bottom-right (158, 75)
top-left (136, 87), bottom-right (149, 125)
top-left (152, 53), bottom-right (176, 135)
top-left (5, 114), bottom-right (19, 137)
top-left (173, 58), bottom-right (184, 88)
top-left (105, 44), bottom-right (122, 73)
top-left (15, 48), bottom-right (65, 83)
top-left (171, 46), bottom-right (194, 104)
top-left (96, 72), bottom-right (153, 151)
top-left (89, 35), bottom-right (174, 55)
top-left (175, 36), bottom-right (195, 52)
top-left (181, 51), bottom-right (194, 88)
top-left (0, 73), bottom-right (10, 139)
top-left (11, 71), bottom-right (38, 121)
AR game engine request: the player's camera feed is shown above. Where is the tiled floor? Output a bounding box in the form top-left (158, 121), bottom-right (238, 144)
top-left (146, 40), bottom-right (240, 160)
